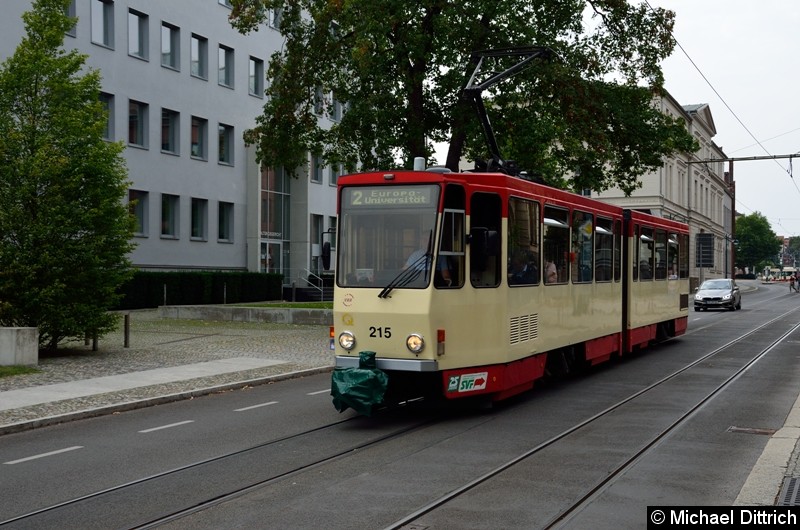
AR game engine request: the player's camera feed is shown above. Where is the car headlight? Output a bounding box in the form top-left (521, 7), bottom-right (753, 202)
top-left (695, 294), bottom-right (702, 300)
top-left (406, 333), bottom-right (424, 354)
top-left (338, 331), bottom-right (356, 351)
top-left (722, 293), bottom-right (732, 300)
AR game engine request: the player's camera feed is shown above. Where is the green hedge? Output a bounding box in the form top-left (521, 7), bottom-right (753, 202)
top-left (116, 271), bottom-right (284, 309)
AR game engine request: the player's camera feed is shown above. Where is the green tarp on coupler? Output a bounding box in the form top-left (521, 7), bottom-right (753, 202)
top-left (331, 351), bottom-right (388, 417)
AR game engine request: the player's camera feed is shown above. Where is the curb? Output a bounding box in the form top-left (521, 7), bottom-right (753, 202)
top-left (0, 366), bottom-right (333, 436)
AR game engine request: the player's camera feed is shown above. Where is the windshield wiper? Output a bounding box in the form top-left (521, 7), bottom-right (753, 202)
top-left (378, 252), bottom-right (430, 299)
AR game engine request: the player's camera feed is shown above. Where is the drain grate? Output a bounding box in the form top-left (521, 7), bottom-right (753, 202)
top-left (778, 477), bottom-right (800, 506)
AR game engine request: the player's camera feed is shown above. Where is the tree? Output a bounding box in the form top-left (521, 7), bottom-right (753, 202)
top-left (0, 0), bottom-right (135, 350)
top-left (228, 0), bottom-right (697, 194)
top-left (735, 213), bottom-right (780, 274)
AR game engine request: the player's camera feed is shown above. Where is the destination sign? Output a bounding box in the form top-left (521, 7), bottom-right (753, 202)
top-left (344, 186), bottom-right (437, 208)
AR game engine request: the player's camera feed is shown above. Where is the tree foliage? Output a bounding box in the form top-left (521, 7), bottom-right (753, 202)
top-left (0, 0), bottom-right (135, 350)
top-left (735, 213), bottom-right (780, 273)
top-left (228, 0), bottom-right (697, 194)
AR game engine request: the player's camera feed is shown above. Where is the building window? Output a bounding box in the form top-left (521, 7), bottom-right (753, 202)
top-left (311, 214), bottom-right (323, 272)
top-left (128, 10), bottom-right (148, 59)
top-left (218, 45), bottom-right (234, 87)
top-left (249, 57), bottom-right (264, 96)
top-left (129, 189), bottom-right (148, 236)
top-left (91, 0), bottom-right (114, 48)
top-left (161, 194), bottom-right (179, 238)
top-left (218, 123), bottom-right (233, 165)
top-left (314, 87), bottom-right (324, 115)
top-left (65, 1), bottom-right (77, 37)
top-left (331, 164), bottom-right (342, 186)
top-left (218, 201), bottom-right (234, 241)
top-left (161, 23), bottom-right (179, 69)
top-left (269, 8), bottom-right (282, 29)
top-left (328, 216), bottom-right (337, 250)
top-left (161, 108), bottom-right (179, 154)
top-left (190, 34), bottom-right (207, 79)
top-left (128, 99), bottom-right (148, 147)
top-left (331, 94), bottom-right (342, 121)
top-left (311, 156), bottom-right (323, 183)
top-left (99, 92), bottom-right (114, 140)
top-left (218, 0), bottom-right (232, 7)
top-left (191, 116), bottom-right (208, 159)
top-left (191, 198), bottom-right (208, 240)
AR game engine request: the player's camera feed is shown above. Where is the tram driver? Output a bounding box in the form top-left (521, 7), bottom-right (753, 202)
top-left (404, 248), bottom-right (452, 287)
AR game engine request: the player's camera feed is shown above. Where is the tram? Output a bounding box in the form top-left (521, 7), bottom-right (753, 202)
top-left (329, 165), bottom-right (690, 412)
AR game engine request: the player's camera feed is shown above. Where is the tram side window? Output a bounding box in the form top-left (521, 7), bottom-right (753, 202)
top-left (507, 197), bottom-right (540, 286)
top-left (470, 192), bottom-right (501, 288)
top-left (571, 210), bottom-right (593, 283)
top-left (679, 233), bottom-right (689, 279)
top-left (639, 227), bottom-right (654, 280)
top-left (438, 184), bottom-right (466, 289)
top-left (667, 232), bottom-right (680, 279)
top-left (438, 208), bottom-right (465, 288)
top-left (654, 229), bottom-right (667, 280)
top-left (543, 205), bottom-right (569, 284)
top-left (614, 219), bottom-right (622, 282)
top-left (595, 217), bottom-right (613, 282)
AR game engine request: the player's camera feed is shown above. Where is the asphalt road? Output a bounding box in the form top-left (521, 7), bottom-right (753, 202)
top-left (1, 281), bottom-right (799, 529)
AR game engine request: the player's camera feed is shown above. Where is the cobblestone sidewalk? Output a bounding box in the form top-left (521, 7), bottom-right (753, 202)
top-left (0, 309), bottom-right (333, 432)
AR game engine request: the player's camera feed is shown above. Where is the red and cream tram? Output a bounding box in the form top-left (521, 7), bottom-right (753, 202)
top-left (330, 167), bottom-right (690, 409)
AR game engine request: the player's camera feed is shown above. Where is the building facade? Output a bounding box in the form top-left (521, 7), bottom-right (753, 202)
top-left (592, 93), bottom-right (735, 285)
top-left (1, 0), bottom-right (339, 289)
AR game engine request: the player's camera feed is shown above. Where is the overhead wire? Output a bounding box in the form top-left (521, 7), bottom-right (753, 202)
top-left (643, 0), bottom-right (800, 232)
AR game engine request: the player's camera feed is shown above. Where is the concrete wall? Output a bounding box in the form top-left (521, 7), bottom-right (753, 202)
top-left (0, 328), bottom-right (38, 366)
top-left (158, 306), bottom-right (332, 326)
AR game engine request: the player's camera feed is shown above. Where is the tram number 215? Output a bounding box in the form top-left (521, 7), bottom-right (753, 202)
top-left (369, 326), bottom-right (391, 338)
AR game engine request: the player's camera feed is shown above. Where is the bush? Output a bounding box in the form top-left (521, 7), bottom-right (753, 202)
top-left (117, 271), bottom-right (284, 309)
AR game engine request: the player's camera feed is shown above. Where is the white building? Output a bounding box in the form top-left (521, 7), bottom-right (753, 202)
top-left (592, 93), bottom-right (735, 284)
top-left (0, 0), bottom-right (339, 291)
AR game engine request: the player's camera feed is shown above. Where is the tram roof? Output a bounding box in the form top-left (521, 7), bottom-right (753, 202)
top-left (338, 170), bottom-right (688, 232)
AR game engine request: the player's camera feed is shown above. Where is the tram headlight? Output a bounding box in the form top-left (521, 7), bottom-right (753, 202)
top-left (338, 331), bottom-right (356, 351)
top-left (406, 333), bottom-right (425, 354)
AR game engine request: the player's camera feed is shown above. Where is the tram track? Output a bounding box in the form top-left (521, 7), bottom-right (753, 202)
top-left (5, 288), bottom-right (793, 529)
top-left (383, 305), bottom-right (800, 530)
top-left (0, 413), bottom-right (440, 529)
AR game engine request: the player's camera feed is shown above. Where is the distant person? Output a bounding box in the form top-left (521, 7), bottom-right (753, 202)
top-left (791, 275), bottom-right (797, 293)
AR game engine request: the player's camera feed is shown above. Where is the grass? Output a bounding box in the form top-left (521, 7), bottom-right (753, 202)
top-left (0, 365), bottom-right (40, 378)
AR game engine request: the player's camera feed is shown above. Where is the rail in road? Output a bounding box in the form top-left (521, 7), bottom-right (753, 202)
top-left (1, 282), bottom-right (799, 529)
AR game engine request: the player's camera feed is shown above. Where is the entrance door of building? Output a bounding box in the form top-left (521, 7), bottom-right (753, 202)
top-left (261, 241), bottom-right (283, 274)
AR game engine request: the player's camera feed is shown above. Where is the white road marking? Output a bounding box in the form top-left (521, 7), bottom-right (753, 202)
top-left (138, 420), bottom-right (194, 433)
top-left (4, 446), bottom-right (83, 465)
top-left (234, 401), bottom-right (278, 411)
top-left (307, 389), bottom-right (330, 396)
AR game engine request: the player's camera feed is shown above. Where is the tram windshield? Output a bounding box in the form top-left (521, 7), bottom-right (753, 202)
top-left (337, 185), bottom-right (440, 289)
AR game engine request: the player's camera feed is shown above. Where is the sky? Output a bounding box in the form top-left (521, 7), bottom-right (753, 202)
top-left (435, 2), bottom-right (800, 238)
top-left (647, 0), bottom-right (800, 238)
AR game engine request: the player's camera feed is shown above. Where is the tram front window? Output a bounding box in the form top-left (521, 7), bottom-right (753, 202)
top-left (337, 185), bottom-right (440, 289)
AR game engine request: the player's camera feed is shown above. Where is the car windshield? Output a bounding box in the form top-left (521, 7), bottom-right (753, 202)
top-left (701, 279), bottom-right (732, 290)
